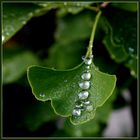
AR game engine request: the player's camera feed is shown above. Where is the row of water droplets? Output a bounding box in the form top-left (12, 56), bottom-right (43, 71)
top-left (72, 55), bottom-right (94, 117)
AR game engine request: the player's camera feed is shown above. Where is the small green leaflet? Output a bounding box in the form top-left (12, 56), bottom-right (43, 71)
top-left (27, 62), bottom-right (116, 125)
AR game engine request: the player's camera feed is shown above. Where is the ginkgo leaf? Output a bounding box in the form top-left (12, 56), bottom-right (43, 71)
top-left (27, 62), bottom-right (116, 125)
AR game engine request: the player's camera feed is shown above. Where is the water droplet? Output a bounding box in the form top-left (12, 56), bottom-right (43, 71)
top-left (86, 70), bottom-right (91, 73)
top-left (86, 105), bottom-right (93, 112)
top-left (64, 80), bottom-right (67, 83)
top-left (85, 58), bottom-right (92, 65)
top-left (81, 72), bottom-right (91, 80)
top-left (79, 81), bottom-right (90, 90)
top-left (39, 93), bottom-right (45, 97)
top-left (86, 66), bottom-right (90, 69)
top-left (75, 101), bottom-right (83, 108)
top-left (72, 108), bottom-right (81, 116)
top-left (83, 100), bottom-right (90, 105)
top-left (82, 55), bottom-right (93, 65)
top-left (78, 91), bottom-right (89, 100)
top-left (128, 47), bottom-right (134, 54)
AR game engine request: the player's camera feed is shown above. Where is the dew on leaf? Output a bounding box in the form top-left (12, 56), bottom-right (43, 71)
top-left (75, 101), bottom-right (83, 108)
top-left (72, 108), bottom-right (81, 116)
top-left (86, 66), bottom-right (90, 69)
top-left (78, 91), bottom-right (89, 100)
top-left (86, 70), bottom-right (91, 73)
top-left (79, 81), bottom-right (90, 90)
top-left (83, 100), bottom-right (90, 105)
top-left (27, 61), bottom-right (117, 124)
top-left (81, 72), bottom-right (91, 80)
top-left (39, 93), bottom-right (46, 98)
top-left (82, 56), bottom-right (93, 65)
top-left (86, 105), bottom-right (93, 112)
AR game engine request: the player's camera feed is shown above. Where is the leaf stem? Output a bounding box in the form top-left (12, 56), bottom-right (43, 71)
top-left (84, 5), bottom-right (100, 12)
top-left (86, 10), bottom-right (102, 58)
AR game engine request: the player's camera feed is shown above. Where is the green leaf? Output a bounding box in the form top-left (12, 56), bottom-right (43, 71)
top-left (63, 89), bottom-right (116, 137)
top-left (2, 3), bottom-right (42, 43)
top-left (57, 2), bottom-right (94, 16)
top-left (27, 62), bottom-right (116, 125)
top-left (3, 51), bottom-right (39, 84)
top-left (102, 8), bottom-right (137, 77)
top-left (103, 18), bottom-right (128, 63)
top-left (111, 3), bottom-right (138, 12)
top-left (37, 2), bottom-right (94, 15)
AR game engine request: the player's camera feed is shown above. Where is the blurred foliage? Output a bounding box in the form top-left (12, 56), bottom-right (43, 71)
top-left (22, 101), bottom-right (57, 132)
top-left (2, 3), bottom-right (42, 43)
top-left (102, 7), bottom-right (137, 77)
top-left (2, 2), bottom-right (137, 137)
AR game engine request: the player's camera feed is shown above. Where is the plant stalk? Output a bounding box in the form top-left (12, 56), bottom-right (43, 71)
top-left (86, 10), bottom-right (102, 58)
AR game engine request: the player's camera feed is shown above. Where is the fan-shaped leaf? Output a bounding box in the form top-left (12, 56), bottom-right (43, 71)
top-left (27, 62), bottom-right (116, 125)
